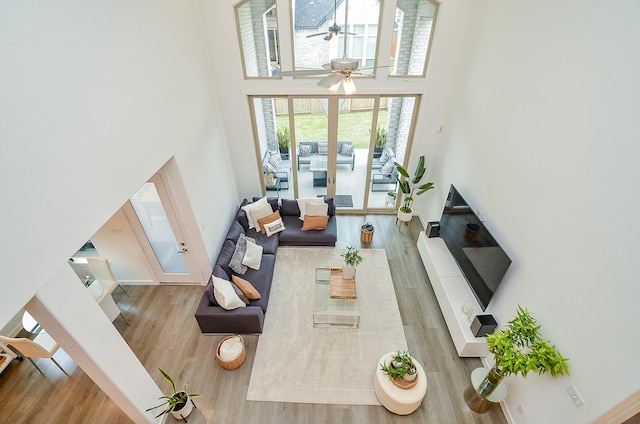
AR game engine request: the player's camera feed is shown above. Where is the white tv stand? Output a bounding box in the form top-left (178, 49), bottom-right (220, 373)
top-left (417, 232), bottom-right (489, 357)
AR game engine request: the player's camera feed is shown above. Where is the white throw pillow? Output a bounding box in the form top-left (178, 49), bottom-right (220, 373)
top-left (241, 197), bottom-right (267, 229)
top-left (213, 277), bottom-right (246, 310)
top-left (341, 144), bottom-right (353, 156)
top-left (305, 201), bottom-right (328, 217)
top-left (381, 161), bottom-right (394, 176)
top-left (318, 142), bottom-right (328, 154)
top-left (249, 202), bottom-right (274, 229)
top-left (242, 240), bottom-right (263, 270)
top-left (297, 197), bottom-right (324, 220)
top-left (265, 218), bottom-right (285, 236)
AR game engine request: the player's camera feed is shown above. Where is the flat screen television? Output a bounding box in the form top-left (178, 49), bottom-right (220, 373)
top-left (438, 185), bottom-right (512, 311)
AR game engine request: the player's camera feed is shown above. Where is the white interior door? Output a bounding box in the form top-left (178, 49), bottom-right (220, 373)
top-left (124, 173), bottom-right (200, 284)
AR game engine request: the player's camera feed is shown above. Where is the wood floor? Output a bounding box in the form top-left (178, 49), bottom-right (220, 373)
top-left (0, 215), bottom-right (507, 424)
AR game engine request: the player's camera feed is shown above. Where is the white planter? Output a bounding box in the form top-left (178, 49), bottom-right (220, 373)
top-left (342, 264), bottom-right (356, 279)
top-left (397, 209), bottom-right (412, 222)
top-left (171, 392), bottom-right (194, 420)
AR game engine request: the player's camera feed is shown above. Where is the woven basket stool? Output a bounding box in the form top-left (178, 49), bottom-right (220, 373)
top-left (216, 335), bottom-right (246, 370)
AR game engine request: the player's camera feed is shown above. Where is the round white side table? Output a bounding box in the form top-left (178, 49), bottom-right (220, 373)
top-left (374, 352), bottom-right (428, 415)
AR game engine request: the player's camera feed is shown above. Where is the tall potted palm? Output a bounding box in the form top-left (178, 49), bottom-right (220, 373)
top-left (394, 155), bottom-right (434, 221)
top-left (468, 306), bottom-right (570, 403)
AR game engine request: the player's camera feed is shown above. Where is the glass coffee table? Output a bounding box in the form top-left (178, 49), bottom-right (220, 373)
top-left (313, 268), bottom-right (360, 328)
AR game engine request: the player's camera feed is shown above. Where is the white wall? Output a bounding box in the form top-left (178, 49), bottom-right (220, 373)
top-left (416, 0), bottom-right (640, 422)
top-left (0, 0), bottom-right (236, 326)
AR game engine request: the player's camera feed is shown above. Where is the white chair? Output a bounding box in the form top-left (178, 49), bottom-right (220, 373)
top-left (86, 256), bottom-right (130, 297)
top-left (0, 333), bottom-right (68, 375)
top-left (87, 257), bottom-right (131, 326)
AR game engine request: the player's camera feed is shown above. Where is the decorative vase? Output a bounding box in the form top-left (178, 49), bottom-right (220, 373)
top-left (171, 392), bottom-right (194, 420)
top-left (475, 365), bottom-right (504, 398)
top-left (342, 264), bottom-right (356, 279)
top-left (397, 209), bottom-right (412, 222)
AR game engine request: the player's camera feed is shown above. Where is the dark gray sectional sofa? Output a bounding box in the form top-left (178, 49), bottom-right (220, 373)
top-left (195, 196), bottom-right (337, 334)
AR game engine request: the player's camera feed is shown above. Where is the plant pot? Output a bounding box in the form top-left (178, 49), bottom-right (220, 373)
top-left (397, 209), bottom-right (412, 222)
top-left (279, 147), bottom-right (290, 160)
top-left (171, 392), bottom-right (194, 420)
top-left (403, 369), bottom-right (417, 382)
top-left (475, 365), bottom-right (504, 398)
top-left (342, 264), bottom-right (356, 280)
top-left (373, 147), bottom-right (383, 158)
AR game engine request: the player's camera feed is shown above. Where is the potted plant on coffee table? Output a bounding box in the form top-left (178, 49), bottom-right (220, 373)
top-left (380, 351), bottom-right (419, 388)
top-left (341, 246), bottom-right (363, 279)
top-left (394, 155), bottom-right (434, 222)
top-left (146, 368), bottom-right (201, 422)
top-left (465, 305), bottom-right (570, 409)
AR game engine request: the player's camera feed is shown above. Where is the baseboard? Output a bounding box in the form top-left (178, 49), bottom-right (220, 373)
top-left (118, 280), bottom-right (155, 285)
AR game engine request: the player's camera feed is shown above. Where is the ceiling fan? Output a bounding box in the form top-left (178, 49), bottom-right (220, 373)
top-left (305, 0), bottom-right (351, 41)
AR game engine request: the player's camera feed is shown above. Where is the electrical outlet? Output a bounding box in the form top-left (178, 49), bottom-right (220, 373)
top-left (567, 384), bottom-right (585, 409)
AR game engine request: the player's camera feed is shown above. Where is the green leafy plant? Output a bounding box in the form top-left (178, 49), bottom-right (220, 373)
top-left (276, 126), bottom-right (290, 149)
top-left (477, 306), bottom-right (570, 397)
top-left (371, 126), bottom-right (387, 149)
top-left (146, 368), bottom-right (201, 418)
top-left (380, 351), bottom-right (415, 378)
top-left (341, 246), bottom-right (363, 267)
top-left (394, 155), bottom-right (434, 213)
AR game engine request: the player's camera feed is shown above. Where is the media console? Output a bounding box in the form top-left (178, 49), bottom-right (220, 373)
top-left (417, 232), bottom-right (490, 357)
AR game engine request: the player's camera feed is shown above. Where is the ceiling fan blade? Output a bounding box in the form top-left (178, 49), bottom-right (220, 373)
top-left (321, 63), bottom-right (332, 70)
top-left (306, 32), bottom-right (327, 38)
top-left (317, 73), bottom-right (344, 89)
top-left (281, 69), bottom-right (331, 77)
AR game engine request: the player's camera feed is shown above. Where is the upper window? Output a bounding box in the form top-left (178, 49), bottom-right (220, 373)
top-left (236, 0), bottom-right (281, 78)
top-left (292, 0), bottom-right (381, 71)
top-left (390, 0), bottom-right (438, 77)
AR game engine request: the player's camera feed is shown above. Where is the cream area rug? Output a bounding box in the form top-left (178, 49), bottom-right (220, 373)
top-left (246, 247), bottom-right (408, 405)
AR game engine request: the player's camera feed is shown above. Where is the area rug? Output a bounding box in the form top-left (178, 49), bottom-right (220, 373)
top-left (246, 248), bottom-right (407, 405)
top-left (318, 194), bottom-right (353, 207)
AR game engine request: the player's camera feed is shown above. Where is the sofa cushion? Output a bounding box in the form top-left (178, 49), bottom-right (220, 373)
top-left (302, 215), bottom-right (329, 231)
top-left (236, 199), bottom-right (251, 230)
top-left (204, 277), bottom-right (219, 306)
top-left (341, 143), bottom-right (354, 156)
top-left (238, 254), bottom-right (276, 312)
top-left (242, 196), bottom-right (268, 229)
top-left (305, 202), bottom-right (328, 217)
top-left (279, 215), bottom-right (337, 246)
top-left (245, 228), bottom-right (278, 255)
top-left (216, 240), bottom-right (236, 276)
top-left (297, 197), bottom-right (325, 220)
top-left (225, 220), bottom-right (245, 244)
top-left (280, 198), bottom-right (300, 216)
top-left (318, 142), bottom-right (328, 154)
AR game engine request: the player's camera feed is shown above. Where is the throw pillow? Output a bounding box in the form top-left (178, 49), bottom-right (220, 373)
top-left (213, 277), bottom-right (246, 310)
top-left (379, 149), bottom-right (389, 162)
top-left (231, 281), bottom-right (250, 305)
top-left (229, 234), bottom-right (255, 275)
top-left (270, 151), bottom-right (282, 163)
top-left (268, 155), bottom-right (280, 170)
top-left (280, 198), bottom-right (300, 216)
top-left (232, 275), bottom-right (261, 300)
top-left (249, 202), bottom-right (274, 230)
top-left (305, 201), bottom-right (328, 217)
top-left (381, 160), bottom-right (394, 176)
top-left (241, 197), bottom-right (268, 229)
top-left (264, 161), bottom-right (277, 173)
top-left (265, 218), bottom-right (285, 236)
top-left (302, 215), bottom-right (329, 231)
top-left (225, 220), bottom-right (245, 244)
top-left (242, 240), bottom-right (263, 270)
top-left (318, 142), bottom-right (328, 154)
top-left (299, 144), bottom-right (312, 157)
top-left (257, 210), bottom-right (281, 234)
top-left (341, 143), bottom-right (354, 156)
top-left (297, 197), bottom-right (324, 220)
top-left (215, 240), bottom-right (236, 276)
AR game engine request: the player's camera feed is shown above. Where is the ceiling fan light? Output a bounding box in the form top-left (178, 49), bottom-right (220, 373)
top-left (343, 76), bottom-right (357, 95)
top-left (328, 80), bottom-right (341, 93)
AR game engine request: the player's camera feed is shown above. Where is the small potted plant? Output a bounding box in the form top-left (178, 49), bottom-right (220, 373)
top-left (276, 126), bottom-right (290, 159)
top-left (371, 126), bottom-right (387, 158)
top-left (394, 155), bottom-right (434, 221)
top-left (472, 306), bottom-right (570, 400)
top-left (146, 368), bottom-right (201, 422)
top-left (341, 246), bottom-right (363, 279)
top-left (385, 190), bottom-right (397, 206)
top-left (380, 351), bottom-right (418, 383)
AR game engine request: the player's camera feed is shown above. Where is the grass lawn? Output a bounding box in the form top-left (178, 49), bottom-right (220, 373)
top-left (276, 110), bottom-right (388, 149)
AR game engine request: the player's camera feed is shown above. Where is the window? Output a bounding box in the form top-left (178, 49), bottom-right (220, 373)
top-left (236, 0), bottom-right (281, 78)
top-left (390, 0), bottom-right (438, 77)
